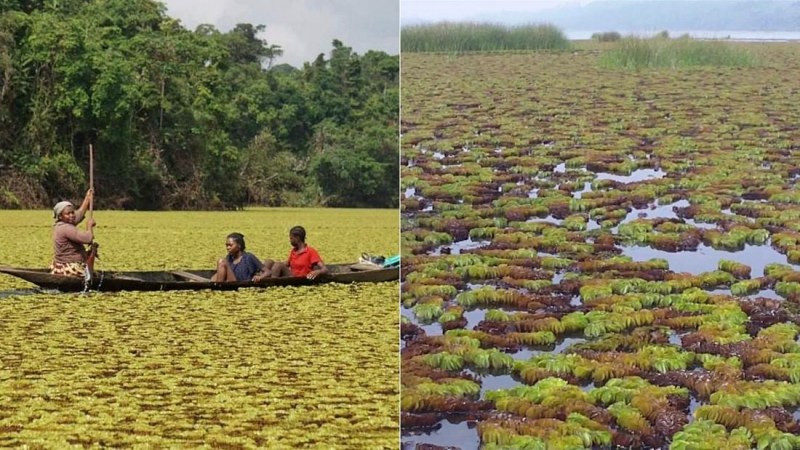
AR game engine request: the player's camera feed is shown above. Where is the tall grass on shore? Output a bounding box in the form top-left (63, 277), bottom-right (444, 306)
top-left (592, 31), bottom-right (622, 42)
top-left (600, 36), bottom-right (757, 69)
top-left (402, 22), bottom-right (571, 52)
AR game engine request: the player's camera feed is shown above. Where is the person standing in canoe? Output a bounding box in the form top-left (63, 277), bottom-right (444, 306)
top-left (254, 226), bottom-right (328, 281)
top-left (211, 232), bottom-right (264, 282)
top-left (51, 189), bottom-right (95, 277)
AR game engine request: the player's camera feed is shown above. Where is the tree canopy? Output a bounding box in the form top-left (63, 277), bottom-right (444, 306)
top-left (0, 0), bottom-right (398, 209)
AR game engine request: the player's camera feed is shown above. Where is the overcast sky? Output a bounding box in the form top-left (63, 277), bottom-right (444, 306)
top-left (401, 0), bottom-right (592, 24)
top-left (161, 0), bottom-right (399, 67)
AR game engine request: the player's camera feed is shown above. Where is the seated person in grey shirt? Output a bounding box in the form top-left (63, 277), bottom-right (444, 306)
top-left (211, 232), bottom-right (264, 282)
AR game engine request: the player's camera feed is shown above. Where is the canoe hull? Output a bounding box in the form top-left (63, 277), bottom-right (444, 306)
top-left (0, 264), bottom-right (398, 292)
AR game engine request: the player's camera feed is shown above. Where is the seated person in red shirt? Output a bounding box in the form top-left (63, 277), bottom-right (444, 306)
top-left (253, 226), bottom-right (328, 281)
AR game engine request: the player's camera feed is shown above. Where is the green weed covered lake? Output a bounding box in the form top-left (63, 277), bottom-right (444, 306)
top-left (401, 43), bottom-right (800, 449)
top-left (0, 208), bottom-right (399, 448)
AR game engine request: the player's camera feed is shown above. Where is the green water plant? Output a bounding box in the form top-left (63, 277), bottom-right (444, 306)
top-left (508, 331), bottom-right (557, 346)
top-left (415, 378), bottom-right (481, 397)
top-left (456, 286), bottom-right (527, 308)
top-left (485, 309), bottom-right (512, 322)
top-left (718, 260), bottom-right (752, 279)
top-left (730, 278), bottom-right (768, 296)
top-left (583, 310), bottom-right (656, 338)
top-left (694, 405), bottom-right (800, 450)
top-left (438, 306), bottom-right (465, 324)
top-left (607, 402), bottom-right (654, 436)
top-left (478, 413), bottom-right (612, 449)
top-left (709, 380), bottom-right (800, 409)
top-left (670, 419), bottom-right (753, 450)
top-left (775, 281), bottom-right (800, 299)
top-left (589, 376), bottom-right (688, 405)
top-left (412, 300), bottom-right (445, 322)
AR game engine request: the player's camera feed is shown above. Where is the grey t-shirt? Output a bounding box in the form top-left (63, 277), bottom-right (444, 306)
top-left (226, 252), bottom-right (263, 281)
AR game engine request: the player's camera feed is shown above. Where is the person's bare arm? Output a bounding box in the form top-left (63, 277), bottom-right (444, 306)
top-left (307, 261), bottom-right (328, 280)
top-left (75, 189), bottom-right (93, 224)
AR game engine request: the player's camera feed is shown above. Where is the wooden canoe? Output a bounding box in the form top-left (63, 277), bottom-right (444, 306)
top-left (0, 263), bottom-right (398, 293)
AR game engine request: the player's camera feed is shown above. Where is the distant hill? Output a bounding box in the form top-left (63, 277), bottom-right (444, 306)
top-left (475, 1), bottom-right (800, 32)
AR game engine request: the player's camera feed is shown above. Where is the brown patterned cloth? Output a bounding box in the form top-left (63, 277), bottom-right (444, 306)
top-left (49, 261), bottom-right (86, 278)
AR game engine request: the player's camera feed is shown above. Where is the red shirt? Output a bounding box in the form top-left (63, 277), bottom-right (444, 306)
top-left (288, 245), bottom-right (322, 277)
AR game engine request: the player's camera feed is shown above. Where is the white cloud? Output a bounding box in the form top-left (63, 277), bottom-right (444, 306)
top-left (160, 0), bottom-right (399, 67)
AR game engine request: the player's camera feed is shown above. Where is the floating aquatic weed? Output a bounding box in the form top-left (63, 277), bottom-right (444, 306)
top-left (422, 347), bottom-right (514, 372)
top-left (775, 282), bottom-right (800, 301)
top-left (438, 306), bottom-right (464, 324)
top-left (413, 300), bottom-right (445, 322)
top-left (1, 209), bottom-right (400, 447)
top-left (692, 406), bottom-right (800, 449)
top-left (401, 47), bottom-right (800, 448)
top-left (569, 326), bottom-right (671, 353)
top-left (670, 419), bottom-right (753, 450)
top-left (485, 309), bottom-right (512, 322)
top-left (455, 286), bottom-right (529, 309)
top-left (709, 381), bottom-right (800, 410)
top-left (730, 277), bottom-right (769, 296)
top-left (478, 416), bottom-right (612, 450)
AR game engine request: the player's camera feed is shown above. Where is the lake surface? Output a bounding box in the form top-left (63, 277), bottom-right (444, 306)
top-left (568, 30), bottom-right (800, 41)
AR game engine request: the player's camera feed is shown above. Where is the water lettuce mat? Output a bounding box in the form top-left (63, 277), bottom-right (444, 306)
top-left (401, 46), bottom-right (800, 449)
top-left (0, 208), bottom-right (398, 448)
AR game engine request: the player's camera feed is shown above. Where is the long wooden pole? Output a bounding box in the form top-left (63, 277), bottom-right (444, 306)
top-left (85, 144), bottom-right (96, 285)
top-left (88, 144), bottom-right (94, 224)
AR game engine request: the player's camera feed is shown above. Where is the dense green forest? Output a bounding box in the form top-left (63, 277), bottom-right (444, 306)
top-left (0, 0), bottom-right (398, 209)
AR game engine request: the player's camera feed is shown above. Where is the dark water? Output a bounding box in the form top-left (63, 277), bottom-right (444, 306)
top-left (526, 215), bottom-right (563, 225)
top-left (554, 337), bottom-right (587, 352)
top-left (684, 219), bottom-right (718, 230)
top-left (688, 396), bottom-right (702, 423)
top-left (567, 30), bottom-right (800, 41)
top-left (0, 288), bottom-right (57, 299)
top-left (620, 200), bottom-right (688, 224)
top-left (464, 308), bottom-right (485, 326)
top-left (622, 244), bottom-right (794, 276)
top-left (432, 238), bottom-right (491, 256)
top-left (403, 162), bottom-right (796, 448)
top-left (710, 288), bottom-right (782, 300)
top-left (595, 168), bottom-right (666, 183)
top-left (479, 373), bottom-right (517, 396)
top-left (573, 182), bottom-right (593, 199)
top-left (402, 420), bottom-right (480, 450)
top-left (402, 306), bottom-right (442, 336)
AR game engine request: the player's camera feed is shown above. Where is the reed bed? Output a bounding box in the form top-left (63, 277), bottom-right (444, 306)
top-left (402, 22), bottom-right (571, 53)
top-left (600, 36), bottom-right (757, 69)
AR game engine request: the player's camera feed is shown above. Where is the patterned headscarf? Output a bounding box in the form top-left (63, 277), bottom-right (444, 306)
top-left (53, 201), bottom-right (74, 221)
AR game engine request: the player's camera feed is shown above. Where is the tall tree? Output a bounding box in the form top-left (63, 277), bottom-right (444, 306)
top-left (0, 0), bottom-right (398, 210)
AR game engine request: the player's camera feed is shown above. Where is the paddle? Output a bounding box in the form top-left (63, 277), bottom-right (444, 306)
top-left (84, 144), bottom-right (98, 285)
